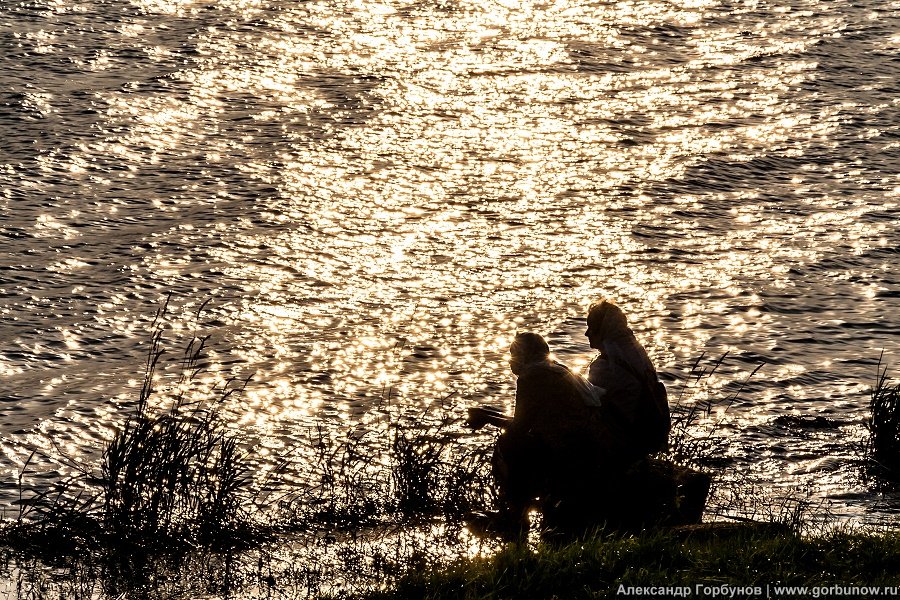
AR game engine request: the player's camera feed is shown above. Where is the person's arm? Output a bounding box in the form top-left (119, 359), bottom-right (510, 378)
top-left (465, 406), bottom-right (512, 430)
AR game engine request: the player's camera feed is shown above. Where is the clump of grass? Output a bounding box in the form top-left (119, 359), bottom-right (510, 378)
top-left (5, 300), bottom-right (258, 553)
top-left (866, 359), bottom-right (900, 480)
top-left (389, 410), bottom-right (496, 521)
top-left (278, 407), bottom-right (496, 533)
top-left (666, 352), bottom-right (763, 469)
top-left (283, 424), bottom-right (387, 530)
top-left (100, 322), bottom-right (253, 545)
top-left (658, 353), bottom-right (785, 530)
top-left (391, 421), bottom-right (446, 517)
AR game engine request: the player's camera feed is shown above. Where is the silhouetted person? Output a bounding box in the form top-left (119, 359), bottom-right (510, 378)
top-left (467, 332), bottom-right (606, 532)
top-left (585, 299), bottom-right (670, 459)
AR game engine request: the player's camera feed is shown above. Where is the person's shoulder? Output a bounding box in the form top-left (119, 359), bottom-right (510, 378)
top-left (514, 364), bottom-right (539, 385)
top-left (588, 357), bottom-right (611, 374)
top-left (517, 363), bottom-right (549, 381)
top-left (519, 362), bottom-right (568, 388)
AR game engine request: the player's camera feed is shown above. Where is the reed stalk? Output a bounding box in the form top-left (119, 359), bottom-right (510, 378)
top-left (866, 358), bottom-right (900, 480)
top-left (99, 304), bottom-right (254, 545)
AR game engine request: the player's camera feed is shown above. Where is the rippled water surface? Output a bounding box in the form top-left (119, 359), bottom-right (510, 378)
top-left (1, 0), bottom-right (899, 521)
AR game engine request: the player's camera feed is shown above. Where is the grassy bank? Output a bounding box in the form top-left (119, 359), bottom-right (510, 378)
top-left (359, 526), bottom-right (900, 600)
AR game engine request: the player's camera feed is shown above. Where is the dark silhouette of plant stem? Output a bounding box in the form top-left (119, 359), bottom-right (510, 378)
top-left (866, 354), bottom-right (900, 480)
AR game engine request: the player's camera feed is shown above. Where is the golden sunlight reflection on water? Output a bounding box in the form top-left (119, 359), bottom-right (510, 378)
top-left (3, 0), bottom-right (899, 526)
top-left (159, 0), bottom-right (890, 511)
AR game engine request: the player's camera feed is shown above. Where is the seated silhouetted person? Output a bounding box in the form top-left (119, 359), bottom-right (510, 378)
top-left (569, 300), bottom-right (709, 531)
top-left (467, 332), bottom-right (609, 532)
top-left (585, 299), bottom-right (670, 459)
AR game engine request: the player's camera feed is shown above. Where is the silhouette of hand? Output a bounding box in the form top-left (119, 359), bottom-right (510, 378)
top-left (465, 407), bottom-right (491, 430)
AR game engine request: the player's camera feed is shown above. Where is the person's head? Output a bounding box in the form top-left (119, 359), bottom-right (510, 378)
top-left (509, 332), bottom-right (550, 375)
top-left (585, 299), bottom-right (628, 349)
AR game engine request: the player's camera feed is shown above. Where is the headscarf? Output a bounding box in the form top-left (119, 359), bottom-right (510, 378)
top-left (588, 300), bottom-right (656, 379)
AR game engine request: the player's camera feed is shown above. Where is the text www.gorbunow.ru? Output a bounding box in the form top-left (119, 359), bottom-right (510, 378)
top-left (617, 584), bottom-right (900, 598)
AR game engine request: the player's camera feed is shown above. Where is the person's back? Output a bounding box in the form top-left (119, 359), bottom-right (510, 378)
top-left (511, 359), bottom-right (597, 457)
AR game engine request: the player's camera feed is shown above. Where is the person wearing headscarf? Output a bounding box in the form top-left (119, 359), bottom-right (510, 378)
top-left (585, 299), bottom-right (670, 458)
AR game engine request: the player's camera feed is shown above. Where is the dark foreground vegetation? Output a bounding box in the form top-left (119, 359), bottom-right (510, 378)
top-left (3, 307), bottom-right (261, 555)
top-left (359, 526), bottom-right (900, 600)
top-left (0, 304), bottom-right (498, 598)
top-left (1, 306), bottom-right (899, 599)
top-left (866, 357), bottom-right (900, 481)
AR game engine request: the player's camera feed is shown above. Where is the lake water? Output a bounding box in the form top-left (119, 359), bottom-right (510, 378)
top-left (1, 0), bottom-right (899, 524)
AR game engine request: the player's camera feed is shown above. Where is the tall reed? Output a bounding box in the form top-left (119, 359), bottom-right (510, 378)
top-left (5, 300), bottom-right (257, 551)
top-left (666, 352), bottom-right (763, 469)
top-left (100, 303), bottom-right (254, 544)
top-left (866, 359), bottom-right (900, 480)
